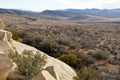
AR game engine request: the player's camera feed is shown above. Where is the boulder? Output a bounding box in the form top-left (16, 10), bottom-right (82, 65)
top-left (32, 66), bottom-right (60, 80)
top-left (0, 54), bottom-right (13, 80)
top-left (32, 70), bottom-right (57, 80)
top-left (0, 30), bottom-right (14, 54)
top-left (45, 66), bottom-right (60, 80)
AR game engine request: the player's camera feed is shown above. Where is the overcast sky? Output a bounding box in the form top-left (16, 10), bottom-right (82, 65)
top-left (0, 0), bottom-right (120, 12)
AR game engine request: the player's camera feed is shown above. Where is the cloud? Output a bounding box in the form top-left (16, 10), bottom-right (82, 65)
top-left (100, 0), bottom-right (120, 9)
top-left (55, 0), bottom-right (120, 9)
top-left (56, 0), bottom-right (73, 4)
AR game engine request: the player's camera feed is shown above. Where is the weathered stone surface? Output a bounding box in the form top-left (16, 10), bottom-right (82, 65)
top-left (32, 71), bottom-right (46, 80)
top-left (0, 20), bottom-right (4, 30)
top-left (0, 30), bottom-right (14, 55)
top-left (32, 70), bottom-right (57, 80)
top-left (0, 54), bottom-right (13, 80)
top-left (45, 66), bottom-right (60, 80)
top-left (7, 71), bottom-right (26, 80)
top-left (0, 30), bottom-right (12, 41)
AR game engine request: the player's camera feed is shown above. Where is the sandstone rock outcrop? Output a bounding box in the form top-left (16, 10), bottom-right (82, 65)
top-left (0, 54), bottom-right (13, 80)
top-left (32, 66), bottom-right (60, 80)
top-left (0, 20), bottom-right (76, 80)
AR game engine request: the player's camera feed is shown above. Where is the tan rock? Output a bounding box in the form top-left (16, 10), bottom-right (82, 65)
top-left (45, 66), bottom-right (60, 80)
top-left (41, 70), bottom-right (57, 80)
top-left (0, 30), bottom-right (12, 41)
top-left (0, 30), bottom-right (14, 54)
top-left (7, 71), bottom-right (25, 80)
top-left (32, 71), bottom-right (46, 80)
top-left (32, 70), bottom-right (57, 80)
top-left (0, 54), bottom-right (13, 80)
top-left (0, 20), bottom-right (4, 30)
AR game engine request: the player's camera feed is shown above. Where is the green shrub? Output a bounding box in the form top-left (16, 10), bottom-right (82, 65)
top-left (22, 35), bottom-right (43, 49)
top-left (58, 54), bottom-right (80, 68)
top-left (9, 50), bottom-right (47, 80)
top-left (56, 38), bottom-right (71, 46)
top-left (82, 55), bottom-right (96, 66)
top-left (23, 37), bottom-right (61, 57)
top-left (74, 67), bottom-right (100, 80)
top-left (93, 50), bottom-right (109, 60)
top-left (12, 32), bottom-right (20, 40)
top-left (40, 39), bottom-right (58, 55)
top-left (6, 28), bottom-right (20, 41)
top-left (17, 31), bottom-right (28, 38)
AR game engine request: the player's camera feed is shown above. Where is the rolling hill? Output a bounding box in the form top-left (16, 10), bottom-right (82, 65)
top-left (61, 8), bottom-right (120, 18)
top-left (0, 8), bottom-right (120, 22)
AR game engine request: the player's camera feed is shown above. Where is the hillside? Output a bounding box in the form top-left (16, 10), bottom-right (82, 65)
top-left (0, 8), bottom-right (120, 22)
top-left (40, 9), bottom-right (120, 22)
top-left (0, 13), bottom-right (119, 80)
top-left (0, 8), bottom-right (120, 80)
top-left (61, 8), bottom-right (120, 18)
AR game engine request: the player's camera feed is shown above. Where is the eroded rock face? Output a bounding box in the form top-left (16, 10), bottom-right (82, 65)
top-left (0, 30), bottom-right (12, 41)
top-left (32, 66), bottom-right (60, 80)
top-left (32, 70), bottom-right (57, 80)
top-left (45, 66), bottom-right (60, 80)
top-left (0, 30), bottom-right (14, 55)
top-left (0, 20), bottom-right (12, 42)
top-left (0, 54), bottom-right (13, 80)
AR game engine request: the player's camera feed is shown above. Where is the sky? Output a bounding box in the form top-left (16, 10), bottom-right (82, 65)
top-left (0, 0), bottom-right (120, 12)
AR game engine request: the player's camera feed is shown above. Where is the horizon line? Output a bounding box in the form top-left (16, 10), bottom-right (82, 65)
top-left (0, 7), bottom-right (120, 12)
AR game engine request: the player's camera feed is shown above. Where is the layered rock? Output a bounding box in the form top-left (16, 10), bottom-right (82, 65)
top-left (0, 20), bottom-right (76, 80)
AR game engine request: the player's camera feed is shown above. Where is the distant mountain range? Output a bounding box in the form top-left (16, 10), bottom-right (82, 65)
top-left (39, 8), bottom-right (120, 22)
top-left (0, 8), bottom-right (41, 16)
top-left (0, 8), bottom-right (120, 22)
top-left (60, 8), bottom-right (120, 18)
